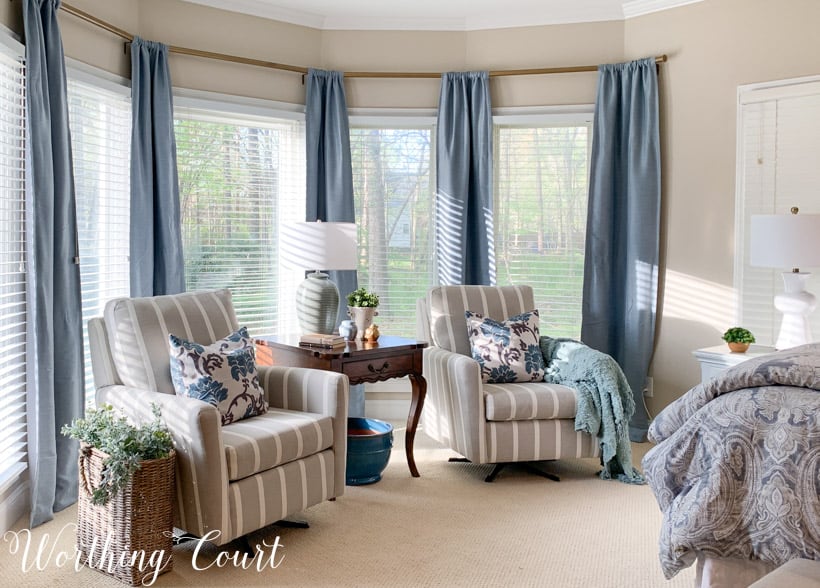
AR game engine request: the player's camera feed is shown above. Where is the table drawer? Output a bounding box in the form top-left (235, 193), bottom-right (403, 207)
top-left (343, 353), bottom-right (415, 381)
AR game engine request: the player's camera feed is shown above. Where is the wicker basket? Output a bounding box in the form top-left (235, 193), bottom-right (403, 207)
top-left (76, 444), bottom-right (175, 586)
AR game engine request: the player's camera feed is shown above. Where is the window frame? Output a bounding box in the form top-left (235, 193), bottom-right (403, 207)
top-left (492, 105), bottom-right (595, 338)
top-left (66, 59), bottom-right (132, 409)
top-left (173, 88), bottom-right (308, 337)
top-left (349, 108), bottom-right (438, 339)
top-left (0, 25), bottom-right (28, 532)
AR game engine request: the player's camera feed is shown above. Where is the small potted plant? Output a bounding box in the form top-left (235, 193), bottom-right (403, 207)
top-left (722, 327), bottom-right (755, 353)
top-left (346, 287), bottom-right (379, 340)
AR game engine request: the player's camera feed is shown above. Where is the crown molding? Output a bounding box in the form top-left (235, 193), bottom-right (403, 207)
top-left (180, 0), bottom-right (704, 31)
top-left (179, 0), bottom-right (327, 29)
top-left (622, 0), bottom-right (704, 19)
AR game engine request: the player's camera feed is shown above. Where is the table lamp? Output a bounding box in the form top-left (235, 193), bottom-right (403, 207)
top-left (281, 221), bottom-right (358, 334)
top-left (749, 207), bottom-right (820, 349)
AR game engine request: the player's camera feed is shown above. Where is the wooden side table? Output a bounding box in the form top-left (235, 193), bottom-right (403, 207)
top-left (255, 335), bottom-right (428, 477)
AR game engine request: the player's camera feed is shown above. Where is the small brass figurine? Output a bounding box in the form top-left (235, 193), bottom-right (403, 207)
top-left (363, 324), bottom-right (380, 342)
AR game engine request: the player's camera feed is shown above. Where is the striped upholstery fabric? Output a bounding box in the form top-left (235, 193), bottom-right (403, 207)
top-left (88, 317), bottom-right (121, 388)
top-left (91, 289), bottom-right (349, 546)
top-left (428, 285), bottom-right (534, 356)
top-left (418, 285), bottom-right (600, 468)
top-left (104, 289), bottom-right (239, 394)
top-left (485, 420), bottom-right (600, 463)
top-left (228, 450), bottom-right (335, 540)
top-left (222, 409), bottom-right (333, 482)
top-left (484, 382), bottom-right (578, 421)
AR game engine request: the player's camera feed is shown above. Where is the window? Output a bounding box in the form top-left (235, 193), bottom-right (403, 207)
top-left (68, 72), bottom-right (132, 408)
top-left (736, 78), bottom-right (820, 345)
top-left (0, 37), bottom-right (27, 507)
top-left (349, 113), bottom-right (591, 339)
top-left (174, 104), bottom-right (305, 336)
top-left (350, 125), bottom-right (436, 338)
top-left (494, 117), bottom-right (592, 338)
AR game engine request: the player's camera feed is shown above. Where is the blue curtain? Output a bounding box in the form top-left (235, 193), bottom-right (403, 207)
top-left (23, 0), bottom-right (84, 527)
top-left (305, 68), bottom-right (357, 326)
top-left (130, 37), bottom-right (185, 297)
top-left (581, 57), bottom-right (660, 442)
top-left (435, 72), bottom-right (495, 286)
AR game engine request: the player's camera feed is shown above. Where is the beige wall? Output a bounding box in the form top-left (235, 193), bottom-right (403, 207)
top-left (625, 0), bottom-right (820, 414)
top-left (0, 0), bottom-right (621, 108)
top-left (3, 0), bottom-right (819, 412)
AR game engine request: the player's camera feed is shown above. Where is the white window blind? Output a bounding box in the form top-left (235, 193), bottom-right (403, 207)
top-left (350, 127), bottom-right (436, 338)
top-left (494, 122), bottom-right (592, 338)
top-left (736, 80), bottom-right (820, 345)
top-left (0, 42), bottom-right (27, 494)
top-left (174, 107), bottom-right (305, 336)
top-left (68, 75), bottom-right (131, 408)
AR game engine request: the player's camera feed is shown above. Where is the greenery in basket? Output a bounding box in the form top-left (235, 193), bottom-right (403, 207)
top-left (722, 327), bottom-right (756, 344)
top-left (62, 404), bottom-right (173, 506)
top-left (346, 287), bottom-right (380, 308)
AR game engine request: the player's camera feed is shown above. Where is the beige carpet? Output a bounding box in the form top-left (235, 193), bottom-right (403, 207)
top-left (0, 428), bottom-right (694, 587)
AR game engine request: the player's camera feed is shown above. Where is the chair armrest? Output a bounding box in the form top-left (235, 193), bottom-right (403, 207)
top-left (257, 365), bottom-right (348, 419)
top-left (95, 385), bottom-right (228, 541)
top-left (422, 347), bottom-right (487, 463)
top-left (257, 365), bottom-right (349, 495)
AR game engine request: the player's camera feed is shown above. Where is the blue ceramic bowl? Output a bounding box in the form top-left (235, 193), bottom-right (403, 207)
top-left (346, 417), bottom-right (393, 485)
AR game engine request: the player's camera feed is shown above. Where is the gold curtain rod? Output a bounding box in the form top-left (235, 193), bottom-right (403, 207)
top-left (60, 2), bottom-right (667, 79)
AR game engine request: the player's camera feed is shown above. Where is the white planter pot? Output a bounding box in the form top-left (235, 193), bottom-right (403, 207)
top-left (347, 306), bottom-right (378, 340)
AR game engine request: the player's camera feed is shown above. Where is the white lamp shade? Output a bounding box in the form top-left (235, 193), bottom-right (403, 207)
top-left (281, 222), bottom-right (358, 270)
top-left (749, 214), bottom-right (820, 270)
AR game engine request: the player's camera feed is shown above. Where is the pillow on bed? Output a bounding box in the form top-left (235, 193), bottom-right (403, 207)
top-left (169, 326), bottom-right (268, 425)
top-left (465, 309), bottom-right (546, 383)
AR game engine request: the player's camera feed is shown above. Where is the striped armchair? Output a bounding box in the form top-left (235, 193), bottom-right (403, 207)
top-left (88, 289), bottom-right (348, 546)
top-left (416, 285), bottom-right (599, 481)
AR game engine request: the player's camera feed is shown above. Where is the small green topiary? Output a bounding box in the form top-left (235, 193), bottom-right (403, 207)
top-left (346, 287), bottom-right (380, 308)
top-left (721, 327), bottom-right (756, 344)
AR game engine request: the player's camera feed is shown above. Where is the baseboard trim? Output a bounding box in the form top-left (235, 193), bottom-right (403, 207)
top-left (0, 479), bottom-right (29, 533)
top-left (365, 398), bottom-right (411, 422)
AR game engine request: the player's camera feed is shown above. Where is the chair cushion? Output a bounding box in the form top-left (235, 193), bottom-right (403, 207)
top-left (466, 309), bottom-right (546, 383)
top-left (104, 289), bottom-right (239, 394)
top-left (427, 285), bottom-right (534, 356)
top-left (221, 409), bottom-right (334, 482)
top-left (484, 381), bottom-right (579, 421)
top-left (169, 327), bottom-right (268, 425)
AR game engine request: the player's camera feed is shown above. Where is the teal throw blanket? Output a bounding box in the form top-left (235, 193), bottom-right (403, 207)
top-left (539, 336), bottom-right (645, 484)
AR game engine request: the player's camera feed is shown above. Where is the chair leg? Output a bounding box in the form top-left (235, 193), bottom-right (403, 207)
top-left (238, 535), bottom-right (256, 556)
top-left (172, 530), bottom-right (200, 546)
top-left (484, 463), bottom-right (506, 483)
top-left (521, 462), bottom-right (561, 482)
top-left (275, 519), bottom-right (310, 529)
top-left (448, 456), bottom-right (560, 483)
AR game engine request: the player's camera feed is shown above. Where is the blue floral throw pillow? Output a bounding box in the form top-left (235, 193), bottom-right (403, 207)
top-left (169, 327), bottom-right (268, 425)
top-left (465, 310), bottom-right (546, 384)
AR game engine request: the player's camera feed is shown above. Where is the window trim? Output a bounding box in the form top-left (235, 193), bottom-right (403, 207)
top-left (173, 92), bottom-right (308, 336)
top-left (65, 57), bottom-right (130, 96)
top-left (174, 87), bottom-right (305, 122)
top-left (0, 24), bottom-right (28, 533)
top-left (67, 65), bottom-right (133, 408)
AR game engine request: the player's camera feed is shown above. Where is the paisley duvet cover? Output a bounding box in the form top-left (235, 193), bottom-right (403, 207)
top-left (642, 344), bottom-right (820, 578)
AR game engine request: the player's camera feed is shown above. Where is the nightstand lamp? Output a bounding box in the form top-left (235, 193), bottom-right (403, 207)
top-left (281, 221), bottom-right (358, 334)
top-left (750, 207), bottom-right (820, 349)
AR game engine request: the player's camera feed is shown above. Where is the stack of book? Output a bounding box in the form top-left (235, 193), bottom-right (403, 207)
top-left (299, 333), bottom-right (346, 349)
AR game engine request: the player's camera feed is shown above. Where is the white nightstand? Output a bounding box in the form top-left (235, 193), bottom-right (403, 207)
top-left (692, 344), bottom-right (777, 383)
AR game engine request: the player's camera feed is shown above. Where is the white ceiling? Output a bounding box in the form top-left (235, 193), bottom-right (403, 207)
top-left (178, 0), bottom-right (703, 31)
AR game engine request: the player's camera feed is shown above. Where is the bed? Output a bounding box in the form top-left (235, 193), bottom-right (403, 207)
top-left (642, 343), bottom-right (820, 586)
